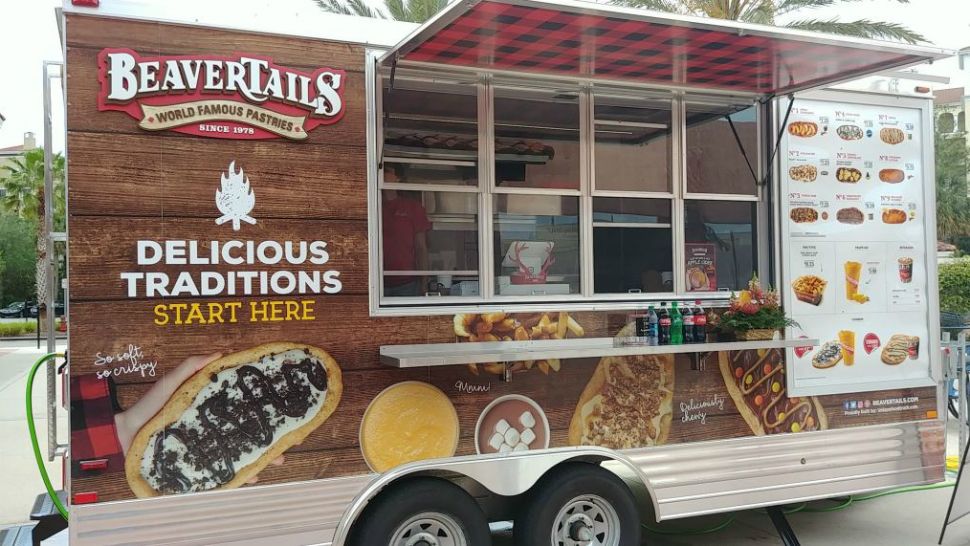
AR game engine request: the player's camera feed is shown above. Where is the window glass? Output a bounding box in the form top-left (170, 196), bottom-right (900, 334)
top-left (382, 189), bottom-right (479, 298)
top-left (382, 77), bottom-right (478, 187)
top-left (594, 94), bottom-right (671, 193)
top-left (493, 195), bottom-right (580, 295)
top-left (686, 103), bottom-right (758, 195)
top-left (593, 198), bottom-right (673, 294)
top-left (684, 200), bottom-right (757, 292)
top-left (493, 87), bottom-right (580, 191)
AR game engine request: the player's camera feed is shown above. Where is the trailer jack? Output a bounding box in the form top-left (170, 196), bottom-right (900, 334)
top-left (766, 505), bottom-right (800, 546)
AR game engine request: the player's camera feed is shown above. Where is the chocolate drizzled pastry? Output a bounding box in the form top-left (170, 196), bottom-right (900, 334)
top-left (147, 351), bottom-right (329, 494)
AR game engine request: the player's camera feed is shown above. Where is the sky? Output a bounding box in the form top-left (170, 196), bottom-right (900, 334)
top-left (0, 0), bottom-right (968, 151)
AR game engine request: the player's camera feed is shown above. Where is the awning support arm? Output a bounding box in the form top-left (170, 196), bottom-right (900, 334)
top-left (727, 115), bottom-right (759, 187)
top-left (379, 58), bottom-right (399, 170)
top-left (760, 94), bottom-right (795, 187)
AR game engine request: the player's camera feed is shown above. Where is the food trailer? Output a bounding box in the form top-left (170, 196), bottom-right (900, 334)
top-left (49, 0), bottom-right (953, 544)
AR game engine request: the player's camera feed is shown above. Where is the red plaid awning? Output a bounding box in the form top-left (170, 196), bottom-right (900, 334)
top-left (382, 0), bottom-right (950, 96)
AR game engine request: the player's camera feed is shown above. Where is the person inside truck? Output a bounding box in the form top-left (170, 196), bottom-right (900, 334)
top-left (381, 164), bottom-right (431, 297)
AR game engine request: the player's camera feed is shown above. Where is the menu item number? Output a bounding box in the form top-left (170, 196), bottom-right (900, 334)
top-left (790, 207), bottom-right (819, 223)
top-left (792, 275), bottom-right (827, 306)
top-left (880, 128), bottom-right (905, 145)
top-left (882, 209), bottom-right (907, 224)
top-left (879, 168), bottom-right (905, 183)
top-left (789, 164), bottom-right (818, 182)
top-left (788, 121), bottom-right (819, 138)
top-left (836, 167), bottom-right (863, 183)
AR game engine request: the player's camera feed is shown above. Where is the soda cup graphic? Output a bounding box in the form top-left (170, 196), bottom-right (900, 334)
top-left (838, 330), bottom-right (856, 366)
top-left (898, 257), bottom-right (913, 284)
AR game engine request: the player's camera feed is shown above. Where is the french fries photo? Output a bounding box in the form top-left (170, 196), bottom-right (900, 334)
top-left (454, 312), bottom-right (585, 376)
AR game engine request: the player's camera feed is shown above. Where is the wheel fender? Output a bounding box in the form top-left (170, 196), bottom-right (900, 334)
top-left (331, 447), bottom-right (657, 545)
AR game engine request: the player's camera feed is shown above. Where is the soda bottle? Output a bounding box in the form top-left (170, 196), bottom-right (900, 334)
top-left (658, 302), bottom-right (671, 345)
top-left (670, 301), bottom-right (683, 345)
top-left (693, 299), bottom-right (707, 343)
top-left (647, 305), bottom-right (659, 346)
top-left (683, 302), bottom-right (695, 344)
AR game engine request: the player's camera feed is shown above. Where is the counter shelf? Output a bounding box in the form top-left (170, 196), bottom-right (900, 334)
top-left (380, 337), bottom-right (818, 379)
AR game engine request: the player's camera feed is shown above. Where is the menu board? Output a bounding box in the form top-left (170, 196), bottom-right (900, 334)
top-left (781, 95), bottom-right (935, 396)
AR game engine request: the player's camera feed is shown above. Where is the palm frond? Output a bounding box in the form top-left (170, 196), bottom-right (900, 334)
top-left (774, 0), bottom-right (837, 16)
top-left (609, 0), bottom-right (687, 14)
top-left (312, 0), bottom-right (385, 18)
top-left (405, 0), bottom-right (448, 23)
top-left (785, 17), bottom-right (927, 43)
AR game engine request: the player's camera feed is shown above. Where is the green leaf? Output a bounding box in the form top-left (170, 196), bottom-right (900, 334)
top-left (785, 17), bottom-right (927, 43)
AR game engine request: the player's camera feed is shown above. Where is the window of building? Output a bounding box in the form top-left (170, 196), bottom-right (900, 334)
top-left (373, 67), bottom-right (763, 309)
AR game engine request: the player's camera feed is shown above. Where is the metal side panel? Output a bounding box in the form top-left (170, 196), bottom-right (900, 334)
top-left (69, 473), bottom-right (375, 546)
top-left (631, 420), bottom-right (945, 520)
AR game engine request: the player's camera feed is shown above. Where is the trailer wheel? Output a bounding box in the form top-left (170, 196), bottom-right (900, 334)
top-left (347, 477), bottom-right (491, 546)
top-left (514, 463), bottom-right (640, 546)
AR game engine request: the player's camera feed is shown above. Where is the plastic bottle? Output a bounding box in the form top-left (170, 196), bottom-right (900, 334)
top-left (670, 301), bottom-right (683, 345)
top-left (647, 305), bottom-right (659, 346)
top-left (693, 299), bottom-right (707, 343)
top-left (683, 301), bottom-right (695, 344)
top-left (658, 302), bottom-right (671, 345)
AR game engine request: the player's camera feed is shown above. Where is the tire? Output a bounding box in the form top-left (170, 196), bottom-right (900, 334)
top-left (347, 477), bottom-right (491, 546)
top-left (514, 463), bottom-right (641, 546)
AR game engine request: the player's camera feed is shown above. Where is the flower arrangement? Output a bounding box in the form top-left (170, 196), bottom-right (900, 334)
top-left (717, 275), bottom-right (797, 339)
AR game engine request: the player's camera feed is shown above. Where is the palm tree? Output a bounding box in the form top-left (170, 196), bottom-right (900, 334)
top-left (313, 0), bottom-right (447, 23)
top-left (314, 0), bottom-right (925, 44)
top-left (0, 147), bottom-right (66, 328)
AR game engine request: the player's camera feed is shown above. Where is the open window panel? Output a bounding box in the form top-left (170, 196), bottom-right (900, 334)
top-left (685, 99), bottom-right (761, 196)
top-left (380, 67), bottom-right (480, 187)
top-left (593, 90), bottom-right (672, 195)
top-left (491, 82), bottom-right (581, 192)
top-left (379, 67), bottom-right (483, 300)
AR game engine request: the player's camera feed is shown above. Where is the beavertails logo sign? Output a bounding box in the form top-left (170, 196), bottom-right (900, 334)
top-left (96, 48), bottom-right (346, 140)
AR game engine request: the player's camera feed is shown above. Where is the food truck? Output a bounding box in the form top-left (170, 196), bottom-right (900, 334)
top-left (43, 0), bottom-right (954, 544)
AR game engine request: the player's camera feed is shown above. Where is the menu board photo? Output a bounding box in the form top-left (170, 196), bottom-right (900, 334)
top-left (781, 94), bottom-right (936, 396)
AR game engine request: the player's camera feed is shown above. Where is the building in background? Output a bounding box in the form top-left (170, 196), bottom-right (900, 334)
top-left (0, 132), bottom-right (37, 198)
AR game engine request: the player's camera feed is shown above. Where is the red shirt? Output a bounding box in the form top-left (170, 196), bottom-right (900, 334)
top-left (382, 196), bottom-right (431, 284)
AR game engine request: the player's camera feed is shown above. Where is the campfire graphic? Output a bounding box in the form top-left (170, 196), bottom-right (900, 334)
top-left (215, 161), bottom-right (256, 230)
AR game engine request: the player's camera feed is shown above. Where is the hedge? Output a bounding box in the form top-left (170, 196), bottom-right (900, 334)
top-left (0, 321), bottom-right (38, 337)
top-left (939, 259), bottom-right (970, 314)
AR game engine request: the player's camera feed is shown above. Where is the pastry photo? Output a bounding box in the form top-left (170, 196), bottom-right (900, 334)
top-left (880, 127), bottom-right (906, 145)
top-left (882, 208), bottom-right (907, 224)
top-left (125, 343), bottom-right (343, 498)
top-left (790, 207), bottom-right (819, 223)
top-left (568, 325), bottom-right (674, 449)
top-left (789, 164), bottom-right (818, 182)
top-left (792, 274), bottom-right (827, 306)
top-left (788, 121), bottom-right (818, 137)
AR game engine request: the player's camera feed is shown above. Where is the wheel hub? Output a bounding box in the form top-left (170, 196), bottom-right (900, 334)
top-left (391, 512), bottom-right (467, 546)
top-left (552, 495), bottom-right (621, 546)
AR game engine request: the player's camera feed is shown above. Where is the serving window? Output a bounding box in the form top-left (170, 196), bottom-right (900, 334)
top-left (373, 65), bottom-right (764, 309)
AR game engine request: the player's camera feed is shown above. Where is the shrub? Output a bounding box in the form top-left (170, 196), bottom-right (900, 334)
top-left (0, 320), bottom-right (37, 337)
top-left (940, 259), bottom-right (970, 314)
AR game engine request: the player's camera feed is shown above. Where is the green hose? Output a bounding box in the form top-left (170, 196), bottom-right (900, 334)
top-left (26, 353), bottom-right (69, 521)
